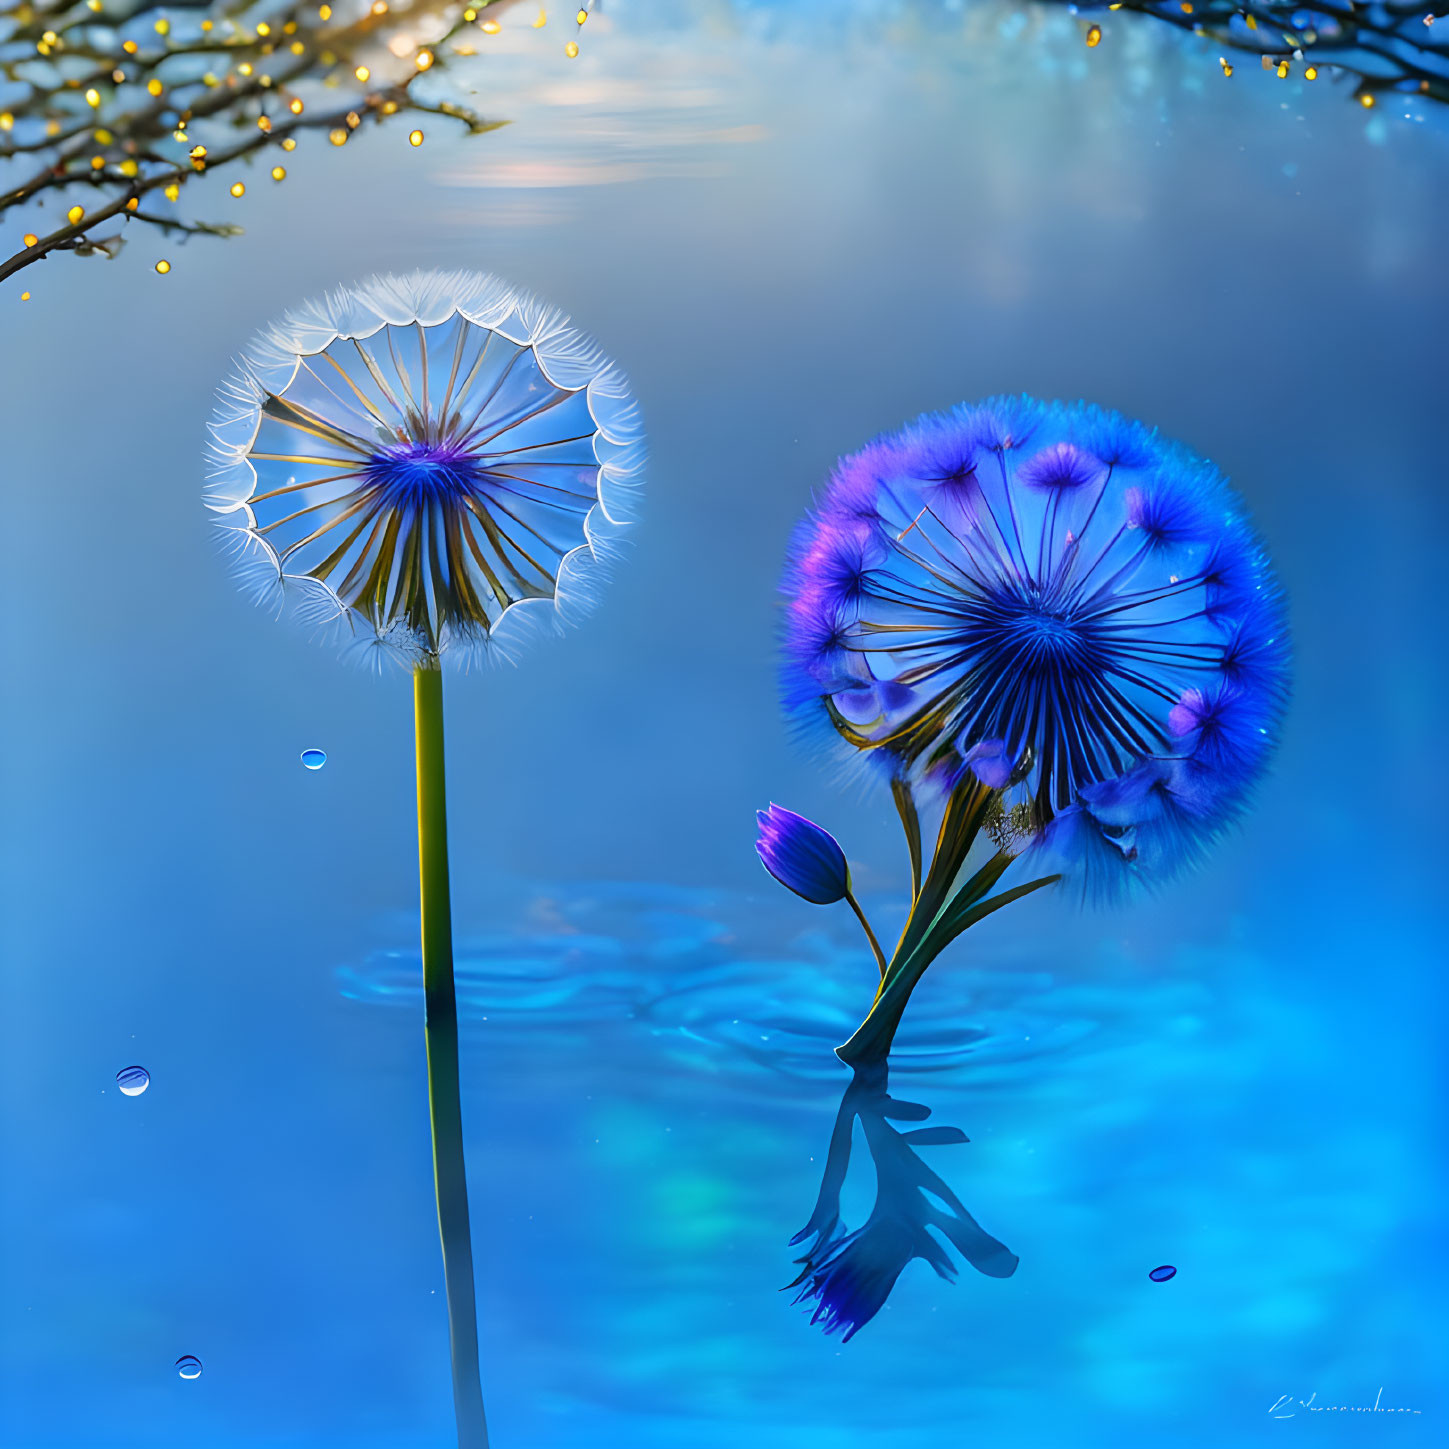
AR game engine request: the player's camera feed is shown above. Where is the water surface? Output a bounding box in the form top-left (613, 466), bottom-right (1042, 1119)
top-left (2, 4), bottom-right (1445, 1446)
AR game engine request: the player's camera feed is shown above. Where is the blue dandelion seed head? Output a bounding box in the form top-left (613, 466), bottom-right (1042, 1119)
top-left (779, 397), bottom-right (1291, 903)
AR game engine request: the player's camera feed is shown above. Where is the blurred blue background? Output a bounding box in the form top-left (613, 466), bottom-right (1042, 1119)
top-left (1, 2), bottom-right (1445, 1446)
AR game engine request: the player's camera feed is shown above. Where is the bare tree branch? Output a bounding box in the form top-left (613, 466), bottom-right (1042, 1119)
top-left (1, 0), bottom-right (530, 282)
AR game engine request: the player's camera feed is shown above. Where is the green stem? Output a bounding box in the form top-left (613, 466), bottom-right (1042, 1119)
top-left (844, 884), bottom-right (888, 978)
top-left (834, 944), bottom-right (934, 1067)
top-left (835, 872), bottom-right (1062, 1067)
top-left (892, 774), bottom-right (993, 963)
top-left (414, 658), bottom-right (490, 1449)
top-left (890, 778), bottom-right (923, 900)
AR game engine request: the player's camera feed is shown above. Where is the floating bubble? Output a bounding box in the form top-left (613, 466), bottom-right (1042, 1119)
top-left (300, 749), bottom-right (327, 770)
top-left (1148, 1264), bottom-right (1177, 1282)
top-left (175, 1355), bottom-right (203, 1379)
top-left (116, 1065), bottom-right (150, 1097)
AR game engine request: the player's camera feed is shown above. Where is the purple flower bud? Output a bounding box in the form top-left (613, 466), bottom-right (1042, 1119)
top-left (755, 804), bottom-right (851, 905)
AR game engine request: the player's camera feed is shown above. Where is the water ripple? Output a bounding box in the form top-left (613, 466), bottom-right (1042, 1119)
top-left (337, 880), bottom-right (1207, 1082)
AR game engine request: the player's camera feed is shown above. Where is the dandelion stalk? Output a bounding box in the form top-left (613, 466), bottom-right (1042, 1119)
top-left (835, 869), bottom-right (1061, 1066)
top-left (207, 271), bottom-right (643, 1445)
top-left (414, 656), bottom-right (489, 1449)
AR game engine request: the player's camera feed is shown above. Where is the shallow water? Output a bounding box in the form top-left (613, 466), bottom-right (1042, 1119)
top-left (2, 3), bottom-right (1446, 1446)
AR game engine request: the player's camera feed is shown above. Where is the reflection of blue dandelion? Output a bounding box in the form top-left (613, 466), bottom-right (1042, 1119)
top-left (788, 1065), bottom-right (1016, 1342)
top-left (207, 269), bottom-right (642, 668)
top-left (765, 397), bottom-right (1288, 1065)
top-left (206, 272), bottom-right (643, 1449)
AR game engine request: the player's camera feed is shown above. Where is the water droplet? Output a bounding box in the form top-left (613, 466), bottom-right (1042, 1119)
top-left (116, 1065), bottom-right (150, 1097)
top-left (175, 1355), bottom-right (203, 1379)
top-left (300, 749), bottom-right (327, 770)
top-left (1148, 1264), bottom-right (1177, 1282)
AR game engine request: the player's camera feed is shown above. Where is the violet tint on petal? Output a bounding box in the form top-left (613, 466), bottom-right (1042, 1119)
top-left (1018, 442), bottom-right (1105, 492)
top-left (964, 739), bottom-right (1016, 789)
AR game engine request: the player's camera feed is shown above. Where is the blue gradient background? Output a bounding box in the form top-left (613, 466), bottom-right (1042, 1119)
top-left (1, 4), bottom-right (1445, 1446)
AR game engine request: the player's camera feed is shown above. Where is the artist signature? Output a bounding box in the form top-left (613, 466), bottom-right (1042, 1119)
top-left (1269, 1389), bottom-right (1422, 1419)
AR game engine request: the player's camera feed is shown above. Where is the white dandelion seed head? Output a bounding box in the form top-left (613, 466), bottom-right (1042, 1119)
top-left (205, 269), bottom-right (645, 670)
